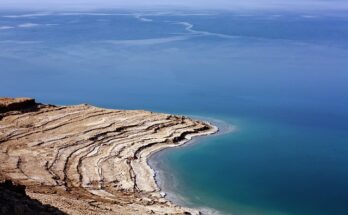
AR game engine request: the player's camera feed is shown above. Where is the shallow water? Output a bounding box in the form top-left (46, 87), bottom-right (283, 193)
top-left (1, 9), bottom-right (348, 215)
top-left (152, 114), bottom-right (348, 215)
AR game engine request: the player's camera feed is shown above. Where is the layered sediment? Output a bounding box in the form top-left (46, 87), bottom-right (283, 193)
top-left (0, 98), bottom-right (217, 215)
top-left (0, 97), bottom-right (36, 113)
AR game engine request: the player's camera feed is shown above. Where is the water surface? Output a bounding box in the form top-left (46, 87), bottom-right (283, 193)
top-left (1, 9), bottom-right (348, 215)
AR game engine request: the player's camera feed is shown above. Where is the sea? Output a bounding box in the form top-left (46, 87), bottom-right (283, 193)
top-left (1, 8), bottom-right (348, 215)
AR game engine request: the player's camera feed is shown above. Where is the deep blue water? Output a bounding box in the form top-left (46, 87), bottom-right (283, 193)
top-left (1, 9), bottom-right (348, 215)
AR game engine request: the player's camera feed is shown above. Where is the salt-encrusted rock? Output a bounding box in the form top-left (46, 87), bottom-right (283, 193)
top-left (0, 98), bottom-right (217, 215)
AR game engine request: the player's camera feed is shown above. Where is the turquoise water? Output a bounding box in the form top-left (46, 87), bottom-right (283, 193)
top-left (153, 115), bottom-right (348, 215)
top-left (1, 9), bottom-right (348, 215)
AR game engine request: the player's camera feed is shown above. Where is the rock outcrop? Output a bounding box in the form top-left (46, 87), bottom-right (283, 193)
top-left (0, 98), bottom-right (217, 215)
top-left (0, 180), bottom-right (66, 215)
top-left (0, 97), bottom-right (36, 113)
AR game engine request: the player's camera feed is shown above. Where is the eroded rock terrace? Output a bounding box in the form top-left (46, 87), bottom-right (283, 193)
top-left (0, 102), bottom-right (216, 215)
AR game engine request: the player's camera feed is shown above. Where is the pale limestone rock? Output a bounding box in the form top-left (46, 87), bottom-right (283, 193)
top-left (0, 98), bottom-right (217, 215)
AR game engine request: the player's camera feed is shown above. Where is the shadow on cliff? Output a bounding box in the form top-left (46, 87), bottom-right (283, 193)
top-left (0, 180), bottom-right (67, 215)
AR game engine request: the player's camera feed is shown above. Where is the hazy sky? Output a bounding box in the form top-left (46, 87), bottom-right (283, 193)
top-left (0, 0), bottom-right (347, 11)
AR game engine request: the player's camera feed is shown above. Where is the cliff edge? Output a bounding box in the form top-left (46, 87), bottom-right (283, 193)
top-left (0, 98), bottom-right (217, 215)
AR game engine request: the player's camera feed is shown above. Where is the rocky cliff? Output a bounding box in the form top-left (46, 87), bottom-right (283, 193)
top-left (0, 98), bottom-right (217, 215)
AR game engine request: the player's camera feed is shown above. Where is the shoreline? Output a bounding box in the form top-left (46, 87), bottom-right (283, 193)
top-left (141, 120), bottom-right (219, 214)
top-left (148, 117), bottom-right (233, 215)
top-left (0, 98), bottom-right (222, 215)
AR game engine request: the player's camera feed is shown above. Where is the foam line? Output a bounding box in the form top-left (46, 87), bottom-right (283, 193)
top-left (102, 35), bottom-right (192, 46)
